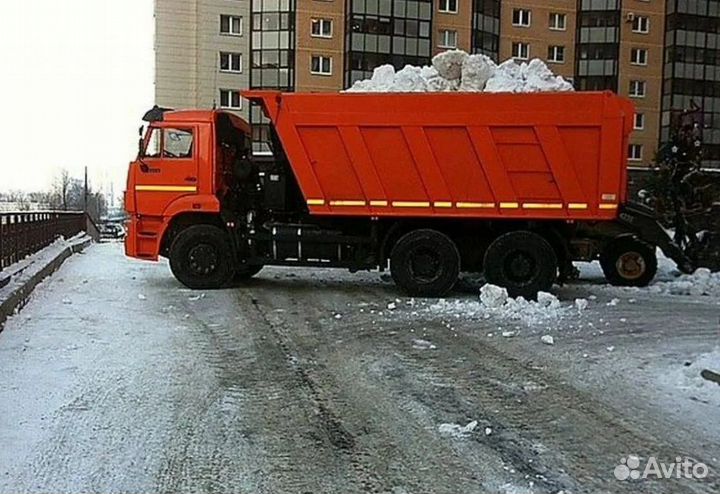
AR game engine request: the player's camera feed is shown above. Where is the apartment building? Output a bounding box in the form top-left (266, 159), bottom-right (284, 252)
top-left (155, 0), bottom-right (250, 116)
top-left (155, 0), bottom-right (720, 167)
top-left (662, 0), bottom-right (720, 167)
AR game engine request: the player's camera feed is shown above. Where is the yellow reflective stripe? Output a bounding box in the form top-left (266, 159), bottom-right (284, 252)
top-left (306, 199), bottom-right (325, 206)
top-left (135, 185), bottom-right (197, 192)
top-left (522, 203), bottom-right (563, 210)
top-left (329, 200), bottom-right (366, 207)
top-left (434, 201), bottom-right (453, 208)
top-left (456, 202), bottom-right (495, 209)
top-left (568, 203), bottom-right (589, 210)
top-left (369, 200), bottom-right (388, 207)
top-left (392, 201), bottom-right (431, 208)
top-left (599, 204), bottom-right (618, 210)
top-left (499, 202), bottom-right (520, 209)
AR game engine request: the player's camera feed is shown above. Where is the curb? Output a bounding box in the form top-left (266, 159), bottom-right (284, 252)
top-left (0, 236), bottom-right (93, 330)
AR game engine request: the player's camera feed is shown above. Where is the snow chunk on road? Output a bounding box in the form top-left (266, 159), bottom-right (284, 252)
top-left (649, 268), bottom-right (720, 297)
top-left (346, 49), bottom-right (573, 94)
top-left (480, 284), bottom-right (508, 308)
top-left (438, 420), bottom-right (478, 438)
top-left (412, 338), bottom-right (437, 350)
top-left (429, 284), bottom-right (571, 326)
top-left (541, 335), bottom-right (555, 346)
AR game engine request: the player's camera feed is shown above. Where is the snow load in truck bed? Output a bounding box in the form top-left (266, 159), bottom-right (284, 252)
top-left (346, 50), bottom-right (574, 94)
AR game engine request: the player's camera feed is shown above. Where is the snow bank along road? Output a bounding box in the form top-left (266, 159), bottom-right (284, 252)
top-left (0, 243), bottom-right (718, 494)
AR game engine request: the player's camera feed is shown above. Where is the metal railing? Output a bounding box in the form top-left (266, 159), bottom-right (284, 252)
top-left (0, 211), bottom-right (86, 270)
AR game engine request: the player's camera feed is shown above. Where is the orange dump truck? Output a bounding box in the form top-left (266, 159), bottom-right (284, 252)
top-left (125, 91), bottom-right (692, 297)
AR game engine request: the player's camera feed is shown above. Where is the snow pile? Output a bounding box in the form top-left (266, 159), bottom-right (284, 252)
top-left (429, 284), bottom-right (574, 326)
top-left (438, 420), bottom-right (478, 438)
top-left (649, 268), bottom-right (720, 297)
top-left (660, 349), bottom-right (720, 401)
top-left (346, 49), bottom-right (574, 94)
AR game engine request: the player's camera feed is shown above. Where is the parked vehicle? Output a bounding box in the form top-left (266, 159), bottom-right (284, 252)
top-left (124, 91), bottom-right (696, 297)
top-left (99, 222), bottom-right (125, 240)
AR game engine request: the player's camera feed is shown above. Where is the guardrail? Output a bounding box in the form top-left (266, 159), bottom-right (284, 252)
top-left (0, 212), bottom-right (86, 270)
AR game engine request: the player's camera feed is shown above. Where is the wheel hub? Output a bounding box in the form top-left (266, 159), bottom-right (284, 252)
top-left (504, 251), bottom-right (536, 283)
top-left (616, 251), bottom-right (646, 280)
top-left (409, 247), bottom-right (442, 282)
top-left (188, 243), bottom-right (218, 276)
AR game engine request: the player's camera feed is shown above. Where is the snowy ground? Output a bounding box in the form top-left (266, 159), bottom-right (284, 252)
top-left (0, 243), bottom-right (718, 493)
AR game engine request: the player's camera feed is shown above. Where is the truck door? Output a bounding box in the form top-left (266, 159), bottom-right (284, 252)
top-left (134, 125), bottom-right (199, 217)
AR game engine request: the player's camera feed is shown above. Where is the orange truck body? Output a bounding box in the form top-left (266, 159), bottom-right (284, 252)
top-left (127, 89), bottom-right (688, 297)
top-left (244, 90), bottom-right (635, 221)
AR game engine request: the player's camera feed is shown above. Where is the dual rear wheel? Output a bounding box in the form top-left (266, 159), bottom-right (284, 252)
top-left (390, 229), bottom-right (558, 298)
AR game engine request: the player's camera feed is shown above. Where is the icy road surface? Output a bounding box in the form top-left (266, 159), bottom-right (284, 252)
top-left (0, 243), bottom-right (718, 494)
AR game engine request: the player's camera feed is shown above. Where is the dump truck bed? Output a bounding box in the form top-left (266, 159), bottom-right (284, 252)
top-left (244, 90), bottom-right (635, 221)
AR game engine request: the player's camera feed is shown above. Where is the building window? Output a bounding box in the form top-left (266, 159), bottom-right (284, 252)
top-left (311, 18), bottom-right (333, 38)
top-left (549, 13), bottom-right (566, 31)
top-left (631, 48), bottom-right (648, 65)
top-left (311, 55), bottom-right (332, 75)
top-left (512, 9), bottom-right (531, 27)
top-left (439, 0), bottom-right (458, 13)
top-left (632, 16), bottom-right (649, 34)
top-left (347, 0), bottom-right (433, 86)
top-left (634, 113), bottom-right (645, 130)
top-left (219, 52), bottom-right (242, 73)
top-left (629, 80), bottom-right (647, 97)
top-left (512, 42), bottom-right (530, 60)
top-left (628, 144), bottom-right (643, 161)
top-left (472, 0), bottom-right (501, 59)
top-left (219, 90), bottom-right (242, 110)
top-left (220, 15), bottom-right (242, 36)
top-left (548, 45), bottom-right (565, 63)
top-left (439, 29), bottom-right (458, 48)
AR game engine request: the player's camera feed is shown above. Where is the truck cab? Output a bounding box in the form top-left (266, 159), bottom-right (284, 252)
top-left (125, 108), bottom-right (251, 263)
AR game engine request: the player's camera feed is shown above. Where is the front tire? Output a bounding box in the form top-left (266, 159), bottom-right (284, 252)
top-left (483, 231), bottom-right (558, 299)
top-left (169, 225), bottom-right (235, 289)
top-left (600, 236), bottom-right (657, 287)
top-left (390, 229), bottom-right (460, 297)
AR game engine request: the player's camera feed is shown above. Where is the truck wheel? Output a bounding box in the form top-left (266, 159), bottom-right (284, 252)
top-left (483, 231), bottom-right (558, 299)
top-left (600, 237), bottom-right (657, 287)
top-left (390, 229), bottom-right (460, 297)
top-left (169, 225), bottom-right (235, 289)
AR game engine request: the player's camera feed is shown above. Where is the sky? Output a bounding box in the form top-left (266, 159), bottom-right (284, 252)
top-left (0, 0), bottom-right (154, 203)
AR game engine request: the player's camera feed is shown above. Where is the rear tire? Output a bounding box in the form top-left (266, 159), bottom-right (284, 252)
top-left (600, 236), bottom-right (657, 287)
top-left (483, 231), bottom-right (558, 299)
top-left (169, 225), bottom-right (235, 289)
top-left (390, 229), bottom-right (460, 297)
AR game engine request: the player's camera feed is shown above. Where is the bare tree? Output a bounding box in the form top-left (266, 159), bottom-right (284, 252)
top-left (52, 169), bottom-right (72, 210)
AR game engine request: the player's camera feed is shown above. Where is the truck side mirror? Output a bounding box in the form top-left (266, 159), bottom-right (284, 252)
top-left (138, 126), bottom-right (144, 157)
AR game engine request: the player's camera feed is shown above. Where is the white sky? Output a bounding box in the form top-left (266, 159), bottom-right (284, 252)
top-left (0, 0), bottom-right (154, 202)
